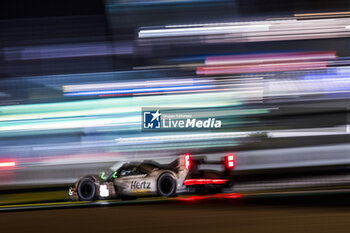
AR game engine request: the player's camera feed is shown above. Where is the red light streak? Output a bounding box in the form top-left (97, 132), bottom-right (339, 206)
top-left (197, 61), bottom-right (328, 75)
top-left (184, 179), bottom-right (228, 186)
top-left (205, 51), bottom-right (336, 66)
top-left (176, 193), bottom-right (242, 201)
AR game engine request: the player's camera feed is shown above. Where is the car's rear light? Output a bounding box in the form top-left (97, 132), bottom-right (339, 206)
top-left (225, 154), bottom-right (235, 169)
top-left (185, 154), bottom-right (191, 170)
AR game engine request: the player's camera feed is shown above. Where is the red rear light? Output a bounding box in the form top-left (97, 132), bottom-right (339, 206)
top-left (184, 179), bottom-right (228, 186)
top-left (226, 154), bottom-right (235, 169)
top-left (185, 154), bottom-right (191, 170)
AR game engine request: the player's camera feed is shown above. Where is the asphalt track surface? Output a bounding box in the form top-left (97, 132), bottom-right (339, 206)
top-left (2, 191), bottom-right (350, 233)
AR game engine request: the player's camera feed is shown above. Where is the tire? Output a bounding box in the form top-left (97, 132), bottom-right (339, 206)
top-left (157, 173), bottom-right (177, 197)
top-left (77, 177), bottom-right (96, 201)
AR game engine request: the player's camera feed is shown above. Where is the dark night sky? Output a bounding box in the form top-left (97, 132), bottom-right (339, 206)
top-left (0, 0), bottom-right (105, 19)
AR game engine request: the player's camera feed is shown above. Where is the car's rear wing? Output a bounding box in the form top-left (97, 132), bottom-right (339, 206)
top-left (180, 153), bottom-right (235, 187)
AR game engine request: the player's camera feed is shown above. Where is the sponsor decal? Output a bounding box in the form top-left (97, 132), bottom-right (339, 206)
top-left (162, 117), bottom-right (221, 128)
top-left (130, 181), bottom-right (151, 190)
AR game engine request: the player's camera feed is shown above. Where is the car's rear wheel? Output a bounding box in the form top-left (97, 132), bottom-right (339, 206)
top-left (157, 173), bottom-right (177, 197)
top-left (77, 177), bottom-right (96, 201)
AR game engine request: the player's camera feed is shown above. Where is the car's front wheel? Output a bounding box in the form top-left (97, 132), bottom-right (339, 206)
top-left (77, 177), bottom-right (96, 201)
top-left (157, 173), bottom-right (177, 197)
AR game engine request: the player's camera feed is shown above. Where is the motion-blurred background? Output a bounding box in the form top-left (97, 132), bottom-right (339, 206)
top-left (1, 0), bottom-right (350, 204)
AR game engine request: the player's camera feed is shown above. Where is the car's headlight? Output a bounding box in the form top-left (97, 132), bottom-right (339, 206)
top-left (68, 187), bottom-right (74, 196)
top-left (99, 184), bottom-right (109, 197)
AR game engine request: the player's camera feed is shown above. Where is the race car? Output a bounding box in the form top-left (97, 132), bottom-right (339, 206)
top-left (69, 154), bottom-right (235, 201)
